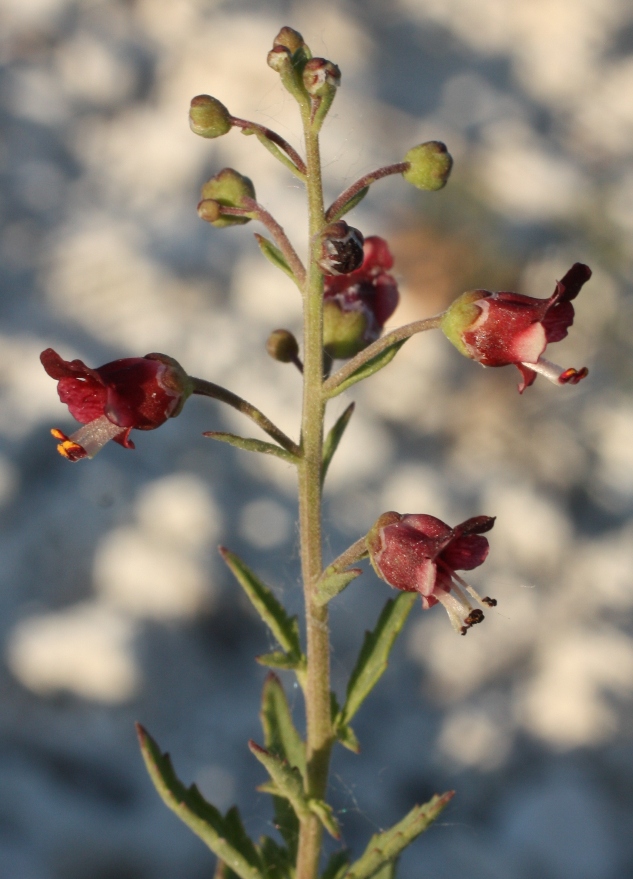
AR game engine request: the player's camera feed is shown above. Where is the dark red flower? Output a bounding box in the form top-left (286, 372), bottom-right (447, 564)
top-left (41, 349), bottom-right (192, 461)
top-left (323, 235), bottom-right (399, 358)
top-left (440, 263), bottom-right (591, 392)
top-left (367, 512), bottom-right (496, 634)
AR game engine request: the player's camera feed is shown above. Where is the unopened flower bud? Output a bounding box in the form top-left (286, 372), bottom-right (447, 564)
top-left (273, 26), bottom-right (305, 54)
top-left (267, 44), bottom-right (292, 72)
top-left (402, 141), bottom-right (453, 191)
top-left (317, 221), bottom-right (364, 276)
top-left (200, 168), bottom-right (255, 228)
top-left (189, 95), bottom-right (232, 138)
top-left (266, 329), bottom-right (300, 363)
top-left (197, 198), bottom-right (221, 223)
top-left (302, 58), bottom-right (341, 97)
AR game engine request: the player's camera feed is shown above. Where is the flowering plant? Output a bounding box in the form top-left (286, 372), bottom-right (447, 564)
top-left (42, 25), bottom-right (591, 879)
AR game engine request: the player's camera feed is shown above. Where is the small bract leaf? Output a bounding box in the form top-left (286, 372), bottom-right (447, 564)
top-left (248, 741), bottom-right (310, 820)
top-left (322, 402), bottom-right (355, 486)
top-left (326, 340), bottom-right (406, 399)
top-left (136, 724), bottom-right (264, 879)
top-left (219, 548), bottom-right (302, 661)
top-left (344, 792), bottom-right (454, 879)
top-left (308, 798), bottom-right (341, 840)
top-left (256, 651), bottom-right (306, 673)
top-left (254, 234), bottom-right (297, 281)
top-left (339, 593), bottom-right (416, 727)
top-left (314, 568), bottom-right (362, 607)
top-left (335, 722), bottom-right (360, 754)
top-left (204, 431), bottom-right (298, 463)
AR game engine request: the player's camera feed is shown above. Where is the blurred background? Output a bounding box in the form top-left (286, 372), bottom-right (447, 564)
top-left (1, 0), bottom-right (633, 876)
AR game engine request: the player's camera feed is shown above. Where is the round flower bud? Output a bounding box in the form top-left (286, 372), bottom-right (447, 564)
top-left (402, 141), bottom-right (453, 191)
top-left (189, 95), bottom-right (232, 138)
top-left (273, 26), bottom-right (305, 54)
top-left (267, 44), bottom-right (292, 72)
top-left (196, 198), bottom-right (221, 223)
top-left (200, 168), bottom-right (255, 228)
top-left (266, 329), bottom-right (300, 363)
top-left (302, 58), bottom-right (341, 97)
top-left (317, 221), bottom-right (364, 276)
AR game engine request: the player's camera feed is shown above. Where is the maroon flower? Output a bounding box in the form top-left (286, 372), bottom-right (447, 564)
top-left (323, 235), bottom-right (399, 358)
top-left (367, 512), bottom-right (496, 635)
top-left (41, 348), bottom-right (192, 461)
top-left (440, 263), bottom-right (591, 392)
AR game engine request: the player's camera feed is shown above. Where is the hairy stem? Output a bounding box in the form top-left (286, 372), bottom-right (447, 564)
top-left (230, 116), bottom-right (307, 175)
top-left (325, 162), bottom-right (409, 222)
top-left (295, 110), bottom-right (332, 879)
top-left (190, 377), bottom-right (300, 455)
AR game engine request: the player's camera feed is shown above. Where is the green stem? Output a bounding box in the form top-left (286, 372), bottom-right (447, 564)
top-left (295, 109), bottom-right (332, 879)
top-left (323, 536), bottom-right (369, 575)
top-left (190, 377), bottom-right (300, 455)
top-left (323, 314), bottom-right (443, 398)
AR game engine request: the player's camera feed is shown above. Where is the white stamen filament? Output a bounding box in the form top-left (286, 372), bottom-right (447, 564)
top-left (70, 415), bottom-right (124, 458)
top-left (450, 569), bottom-right (488, 606)
top-left (523, 356), bottom-right (564, 384)
top-left (435, 590), bottom-right (468, 634)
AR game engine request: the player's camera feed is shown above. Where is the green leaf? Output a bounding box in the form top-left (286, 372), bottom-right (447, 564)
top-left (254, 233), bottom-right (298, 282)
top-left (371, 862), bottom-right (398, 879)
top-left (308, 798), bottom-right (341, 840)
top-left (322, 403), bottom-right (355, 487)
top-left (321, 850), bottom-right (351, 879)
top-left (261, 673), bottom-right (306, 780)
top-left (335, 722), bottom-right (360, 754)
top-left (327, 186), bottom-right (369, 222)
top-left (344, 793), bottom-right (454, 879)
top-left (326, 340), bottom-right (406, 399)
top-left (136, 724), bottom-right (263, 879)
top-left (248, 740), bottom-right (310, 819)
top-left (314, 567), bottom-right (361, 607)
top-left (204, 431), bottom-right (298, 464)
top-left (259, 836), bottom-right (294, 879)
top-left (256, 650), bottom-right (306, 673)
top-left (220, 548), bottom-right (303, 662)
top-left (338, 593), bottom-right (416, 728)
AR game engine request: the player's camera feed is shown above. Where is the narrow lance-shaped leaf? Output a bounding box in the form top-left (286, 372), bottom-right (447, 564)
top-left (326, 186), bottom-right (369, 222)
top-left (261, 672), bottom-right (307, 780)
top-left (204, 431), bottom-right (298, 464)
top-left (136, 724), bottom-right (263, 879)
top-left (249, 740), bottom-right (309, 818)
top-left (322, 402), bottom-right (355, 487)
top-left (254, 233), bottom-right (298, 282)
top-left (314, 567), bottom-right (362, 607)
top-left (345, 793), bottom-right (454, 879)
top-left (326, 340), bottom-right (406, 399)
top-left (338, 593), bottom-right (416, 728)
top-left (219, 548), bottom-right (303, 666)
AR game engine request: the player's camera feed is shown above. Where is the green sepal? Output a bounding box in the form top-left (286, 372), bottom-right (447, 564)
top-left (136, 724), bottom-right (264, 879)
top-left (257, 650), bottom-right (306, 673)
top-left (248, 741), bottom-right (309, 819)
top-left (344, 792), bottom-right (454, 879)
top-left (321, 402), bottom-right (355, 486)
top-left (254, 234), bottom-right (297, 283)
top-left (326, 340), bottom-right (406, 399)
top-left (321, 850), bottom-right (351, 879)
top-left (326, 186), bottom-right (369, 223)
top-left (314, 567), bottom-right (362, 607)
top-left (338, 593), bottom-right (416, 728)
top-left (219, 548), bottom-right (303, 665)
top-left (261, 672), bottom-right (307, 780)
top-left (204, 431), bottom-right (298, 464)
top-left (259, 836), bottom-right (294, 879)
top-left (308, 798), bottom-right (341, 840)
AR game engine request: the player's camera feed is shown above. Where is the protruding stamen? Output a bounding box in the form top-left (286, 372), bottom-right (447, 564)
top-left (52, 415), bottom-right (124, 461)
top-left (527, 356), bottom-right (588, 386)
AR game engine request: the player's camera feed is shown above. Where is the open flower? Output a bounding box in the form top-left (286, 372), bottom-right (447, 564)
top-left (41, 348), bottom-right (192, 461)
top-left (440, 263), bottom-right (591, 392)
top-left (368, 512), bottom-right (496, 635)
top-left (323, 235), bottom-right (399, 358)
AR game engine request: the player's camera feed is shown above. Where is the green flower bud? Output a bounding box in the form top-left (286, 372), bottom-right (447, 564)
top-left (402, 141), bottom-right (453, 191)
top-left (302, 57), bottom-right (341, 97)
top-left (200, 168), bottom-right (256, 228)
top-left (266, 329), bottom-right (300, 363)
top-left (196, 198), bottom-right (221, 224)
top-left (189, 95), bottom-right (232, 138)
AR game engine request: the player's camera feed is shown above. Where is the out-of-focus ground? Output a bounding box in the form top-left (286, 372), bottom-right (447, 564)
top-left (1, 0), bottom-right (632, 876)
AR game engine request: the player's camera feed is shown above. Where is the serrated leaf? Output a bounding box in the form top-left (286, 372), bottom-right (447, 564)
top-left (344, 793), bottom-right (454, 879)
top-left (325, 340), bottom-right (406, 399)
top-left (220, 548), bottom-right (303, 661)
top-left (261, 673), bottom-right (306, 781)
top-left (136, 724), bottom-right (263, 879)
top-left (338, 593), bottom-right (416, 728)
top-left (254, 233), bottom-right (298, 281)
top-left (248, 740), bottom-right (310, 820)
top-left (308, 798), bottom-right (341, 840)
top-left (204, 431), bottom-right (298, 463)
top-left (322, 403), bottom-right (355, 487)
top-left (321, 850), bottom-right (351, 879)
top-left (224, 807), bottom-right (262, 869)
top-left (257, 650), bottom-right (306, 672)
top-left (314, 567), bottom-right (362, 607)
top-left (327, 186), bottom-right (369, 222)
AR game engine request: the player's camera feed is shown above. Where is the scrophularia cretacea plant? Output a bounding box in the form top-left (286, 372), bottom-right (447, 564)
top-left (41, 25), bottom-right (592, 879)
